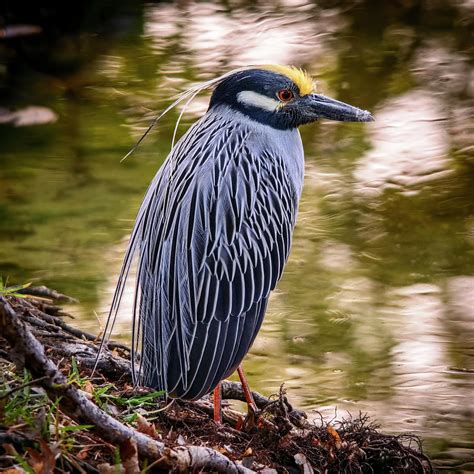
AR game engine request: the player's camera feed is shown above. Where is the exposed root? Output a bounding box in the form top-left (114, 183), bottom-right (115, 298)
top-left (0, 291), bottom-right (434, 473)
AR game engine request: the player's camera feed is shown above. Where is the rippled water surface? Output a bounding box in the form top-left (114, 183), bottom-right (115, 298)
top-left (1, 1), bottom-right (473, 470)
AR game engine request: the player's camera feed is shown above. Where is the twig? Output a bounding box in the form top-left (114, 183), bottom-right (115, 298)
top-left (15, 298), bottom-right (130, 352)
top-left (193, 399), bottom-right (242, 427)
top-left (0, 431), bottom-right (37, 449)
top-left (0, 348), bottom-right (10, 359)
top-left (4, 307), bottom-right (133, 379)
top-left (0, 296), bottom-right (254, 474)
top-left (0, 375), bottom-right (49, 399)
top-left (17, 285), bottom-right (78, 303)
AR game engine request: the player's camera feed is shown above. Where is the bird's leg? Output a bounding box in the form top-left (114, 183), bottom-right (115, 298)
top-left (213, 383), bottom-right (222, 423)
top-left (237, 365), bottom-right (258, 415)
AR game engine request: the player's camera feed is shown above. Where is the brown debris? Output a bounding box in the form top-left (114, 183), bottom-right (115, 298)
top-left (0, 291), bottom-right (434, 473)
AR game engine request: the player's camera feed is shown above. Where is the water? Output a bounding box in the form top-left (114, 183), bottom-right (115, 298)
top-left (1, 1), bottom-right (473, 470)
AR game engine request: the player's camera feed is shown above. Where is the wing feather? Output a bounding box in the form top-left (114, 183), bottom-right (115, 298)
top-left (127, 112), bottom-right (300, 399)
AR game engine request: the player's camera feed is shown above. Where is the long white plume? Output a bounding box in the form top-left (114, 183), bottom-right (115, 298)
top-left (120, 68), bottom-right (250, 162)
top-left (93, 67), bottom-right (250, 376)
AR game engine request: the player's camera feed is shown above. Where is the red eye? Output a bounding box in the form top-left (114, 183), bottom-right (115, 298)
top-left (277, 89), bottom-right (294, 102)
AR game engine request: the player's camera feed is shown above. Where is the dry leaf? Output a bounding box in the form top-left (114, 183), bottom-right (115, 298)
top-left (311, 437), bottom-right (321, 447)
top-left (135, 414), bottom-right (158, 438)
top-left (2, 444), bottom-right (18, 456)
top-left (120, 438), bottom-right (139, 474)
top-left (83, 381), bottom-right (94, 394)
top-left (235, 415), bottom-right (243, 431)
top-left (76, 446), bottom-right (91, 460)
top-left (327, 425), bottom-right (342, 449)
top-left (27, 440), bottom-right (58, 474)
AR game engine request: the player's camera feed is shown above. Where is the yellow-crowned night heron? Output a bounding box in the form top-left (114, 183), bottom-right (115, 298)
top-left (104, 65), bottom-right (373, 421)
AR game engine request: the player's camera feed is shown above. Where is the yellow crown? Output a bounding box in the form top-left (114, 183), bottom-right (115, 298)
top-left (259, 64), bottom-right (314, 96)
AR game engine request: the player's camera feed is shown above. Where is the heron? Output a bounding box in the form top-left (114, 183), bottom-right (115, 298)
top-left (103, 65), bottom-right (373, 422)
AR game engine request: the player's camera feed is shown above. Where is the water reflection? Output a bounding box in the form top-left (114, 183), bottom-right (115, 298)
top-left (144, 2), bottom-right (338, 72)
top-left (1, 0), bottom-right (473, 468)
top-left (354, 90), bottom-right (453, 197)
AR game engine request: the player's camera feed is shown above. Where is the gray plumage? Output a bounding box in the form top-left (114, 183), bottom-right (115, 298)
top-left (102, 67), bottom-right (372, 401)
top-left (131, 106), bottom-right (303, 399)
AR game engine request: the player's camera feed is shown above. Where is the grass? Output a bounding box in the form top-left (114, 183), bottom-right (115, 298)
top-left (0, 368), bottom-right (50, 428)
top-left (0, 278), bottom-right (31, 298)
top-left (0, 368), bottom-right (84, 445)
top-left (0, 361), bottom-right (103, 470)
top-left (0, 356), bottom-right (167, 471)
top-left (67, 356), bottom-right (164, 414)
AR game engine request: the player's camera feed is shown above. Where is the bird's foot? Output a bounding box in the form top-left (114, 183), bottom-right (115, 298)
top-left (213, 365), bottom-right (265, 429)
top-left (235, 401), bottom-right (263, 431)
top-left (235, 365), bottom-right (266, 430)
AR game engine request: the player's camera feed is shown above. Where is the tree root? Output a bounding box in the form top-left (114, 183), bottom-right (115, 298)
top-left (17, 285), bottom-right (78, 303)
top-left (0, 291), bottom-right (435, 473)
top-left (0, 296), bottom-right (252, 474)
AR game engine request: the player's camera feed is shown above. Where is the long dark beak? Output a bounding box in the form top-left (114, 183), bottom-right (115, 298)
top-left (307, 93), bottom-right (374, 122)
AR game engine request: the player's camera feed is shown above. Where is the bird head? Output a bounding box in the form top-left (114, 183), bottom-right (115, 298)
top-left (209, 65), bottom-right (373, 130)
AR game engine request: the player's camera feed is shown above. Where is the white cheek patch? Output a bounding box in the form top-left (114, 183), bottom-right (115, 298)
top-left (237, 90), bottom-right (280, 112)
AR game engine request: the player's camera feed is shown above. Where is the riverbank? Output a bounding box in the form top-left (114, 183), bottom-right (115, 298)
top-left (0, 289), bottom-right (433, 473)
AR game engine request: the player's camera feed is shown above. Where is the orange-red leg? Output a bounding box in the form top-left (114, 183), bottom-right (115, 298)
top-left (213, 383), bottom-right (222, 423)
top-left (237, 365), bottom-right (257, 414)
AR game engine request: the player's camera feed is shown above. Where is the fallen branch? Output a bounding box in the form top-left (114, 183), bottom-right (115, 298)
top-left (0, 291), bottom-right (435, 473)
top-left (4, 298), bottom-right (133, 379)
top-left (221, 380), bottom-right (272, 408)
top-left (21, 297), bottom-right (130, 352)
top-left (0, 296), bottom-right (253, 474)
top-left (17, 285), bottom-right (78, 303)
top-left (0, 431), bottom-right (37, 450)
top-left (0, 375), bottom-right (49, 400)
